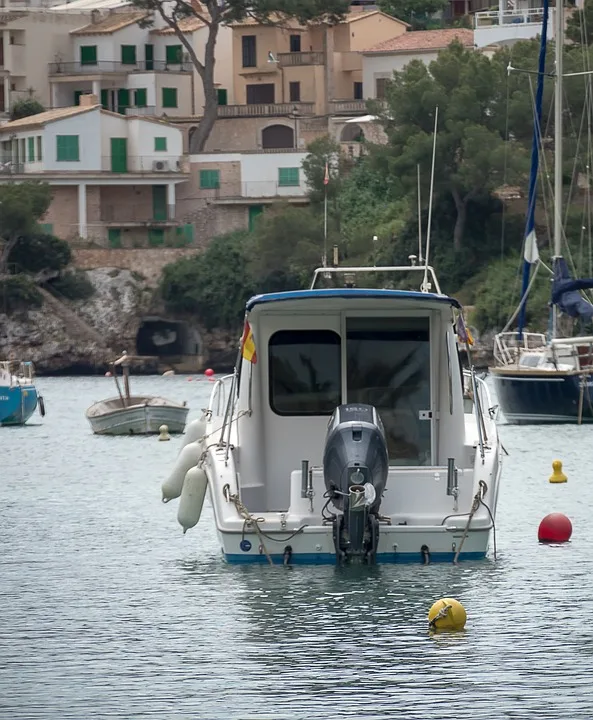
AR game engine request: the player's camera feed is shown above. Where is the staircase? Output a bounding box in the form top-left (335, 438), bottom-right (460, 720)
top-left (38, 287), bottom-right (107, 346)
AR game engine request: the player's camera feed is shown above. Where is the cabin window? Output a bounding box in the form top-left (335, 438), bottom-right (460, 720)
top-left (269, 329), bottom-right (341, 415)
top-left (346, 317), bottom-right (432, 466)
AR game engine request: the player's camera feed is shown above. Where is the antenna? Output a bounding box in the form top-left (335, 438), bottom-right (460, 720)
top-left (417, 163), bottom-right (423, 264)
top-left (422, 106), bottom-right (438, 293)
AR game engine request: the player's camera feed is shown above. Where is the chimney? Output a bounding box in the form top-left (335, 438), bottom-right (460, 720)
top-left (79, 93), bottom-right (99, 107)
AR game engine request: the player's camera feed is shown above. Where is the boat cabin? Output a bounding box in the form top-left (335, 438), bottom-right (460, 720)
top-left (234, 287), bottom-right (472, 513)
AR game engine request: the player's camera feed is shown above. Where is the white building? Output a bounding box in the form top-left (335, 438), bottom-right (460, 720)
top-left (0, 95), bottom-right (191, 245)
top-left (362, 28), bottom-right (475, 100)
top-left (473, 2), bottom-right (556, 49)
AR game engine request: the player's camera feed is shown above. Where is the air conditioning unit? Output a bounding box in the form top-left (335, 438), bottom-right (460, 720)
top-left (153, 160), bottom-right (169, 171)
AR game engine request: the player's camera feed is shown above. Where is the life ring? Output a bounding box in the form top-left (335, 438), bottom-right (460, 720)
top-left (38, 395), bottom-right (46, 417)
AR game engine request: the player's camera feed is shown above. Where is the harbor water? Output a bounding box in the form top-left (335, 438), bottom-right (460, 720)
top-left (2, 375), bottom-right (593, 719)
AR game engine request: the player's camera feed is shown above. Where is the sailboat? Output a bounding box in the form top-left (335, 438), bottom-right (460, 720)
top-left (492, 0), bottom-right (593, 424)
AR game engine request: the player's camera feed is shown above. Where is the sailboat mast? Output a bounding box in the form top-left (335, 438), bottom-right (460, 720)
top-left (554, 0), bottom-right (563, 258)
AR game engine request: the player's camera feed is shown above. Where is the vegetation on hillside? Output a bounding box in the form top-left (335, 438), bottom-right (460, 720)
top-left (161, 38), bottom-right (593, 337)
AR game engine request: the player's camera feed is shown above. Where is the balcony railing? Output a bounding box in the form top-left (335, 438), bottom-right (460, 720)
top-left (329, 99), bottom-right (367, 115)
top-left (277, 51), bottom-right (324, 67)
top-left (101, 205), bottom-right (176, 223)
top-left (474, 7), bottom-right (549, 27)
top-left (218, 102), bottom-right (314, 118)
top-left (0, 160), bottom-right (24, 175)
top-left (197, 179), bottom-right (307, 200)
top-left (0, 155), bottom-right (190, 174)
top-left (124, 106), bottom-right (157, 116)
top-left (48, 60), bottom-right (192, 75)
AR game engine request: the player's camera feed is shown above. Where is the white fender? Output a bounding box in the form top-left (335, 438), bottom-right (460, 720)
top-left (180, 413), bottom-right (208, 450)
top-left (177, 466), bottom-right (208, 534)
top-left (161, 440), bottom-right (203, 503)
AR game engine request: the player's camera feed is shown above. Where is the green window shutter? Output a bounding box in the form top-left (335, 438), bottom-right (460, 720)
top-left (154, 136), bottom-right (167, 152)
top-left (217, 88), bottom-right (228, 106)
top-left (165, 45), bottom-right (182, 64)
top-left (121, 45), bottom-right (136, 65)
top-left (36, 136), bottom-right (42, 161)
top-left (144, 43), bottom-right (154, 70)
top-left (108, 228), bottom-right (122, 248)
top-left (80, 45), bottom-right (97, 65)
top-left (161, 87), bottom-right (178, 108)
top-left (175, 223), bottom-right (194, 245)
top-left (39, 223), bottom-right (53, 234)
top-left (134, 88), bottom-right (147, 107)
top-left (74, 90), bottom-right (84, 106)
top-left (56, 135), bottom-right (79, 162)
top-left (152, 185), bottom-right (167, 221)
top-left (149, 228), bottom-right (165, 246)
top-left (248, 205), bottom-right (264, 231)
top-left (117, 88), bottom-right (130, 114)
top-left (27, 137), bottom-right (35, 162)
top-left (278, 167), bottom-right (299, 186)
top-left (100, 89), bottom-right (109, 109)
top-left (199, 169), bottom-right (220, 189)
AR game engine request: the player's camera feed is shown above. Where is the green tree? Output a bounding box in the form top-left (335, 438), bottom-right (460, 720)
top-left (373, 42), bottom-right (528, 251)
top-left (566, 0), bottom-right (593, 44)
top-left (302, 135), bottom-right (353, 204)
top-left (377, 0), bottom-right (447, 27)
top-left (161, 231), bottom-right (254, 330)
top-left (9, 97), bottom-right (45, 121)
top-left (0, 182), bottom-right (52, 273)
top-left (131, 0), bottom-right (349, 151)
top-left (8, 232), bottom-right (71, 275)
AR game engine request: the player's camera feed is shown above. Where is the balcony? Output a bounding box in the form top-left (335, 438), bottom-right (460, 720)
top-left (474, 7), bottom-right (555, 48)
top-left (218, 102), bottom-right (314, 118)
top-left (277, 51), bottom-right (324, 67)
top-left (48, 60), bottom-right (192, 76)
top-left (98, 155), bottom-right (189, 173)
top-left (101, 205), bottom-right (177, 224)
top-left (329, 99), bottom-right (367, 115)
top-left (197, 179), bottom-right (307, 202)
top-left (124, 106), bottom-right (157, 116)
top-left (0, 160), bottom-right (24, 175)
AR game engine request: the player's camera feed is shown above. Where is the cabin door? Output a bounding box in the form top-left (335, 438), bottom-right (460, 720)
top-left (344, 315), bottom-right (432, 466)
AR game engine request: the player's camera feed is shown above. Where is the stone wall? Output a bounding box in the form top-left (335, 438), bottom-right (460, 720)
top-left (73, 248), bottom-right (199, 285)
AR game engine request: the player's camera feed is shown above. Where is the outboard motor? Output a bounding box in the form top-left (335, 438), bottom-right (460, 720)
top-left (323, 404), bottom-right (389, 564)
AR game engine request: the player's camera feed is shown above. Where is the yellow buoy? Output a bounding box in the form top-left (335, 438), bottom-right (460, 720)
top-left (158, 424), bottom-right (171, 441)
top-left (428, 598), bottom-right (467, 631)
top-left (549, 459), bottom-right (567, 484)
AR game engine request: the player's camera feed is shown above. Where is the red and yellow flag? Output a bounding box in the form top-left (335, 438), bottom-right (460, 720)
top-left (323, 162), bottom-right (329, 186)
top-left (240, 319), bottom-right (257, 363)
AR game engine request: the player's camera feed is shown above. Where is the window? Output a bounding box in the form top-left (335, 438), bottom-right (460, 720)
top-left (200, 169), bottom-right (220, 189)
top-left (217, 88), bottom-right (228, 106)
top-left (148, 228), bottom-right (165, 246)
top-left (19, 138), bottom-right (25, 161)
top-left (117, 88), bottom-right (130, 114)
top-left (289, 81), bottom-right (300, 102)
top-left (353, 81), bottom-right (363, 100)
top-left (346, 317), bottom-right (431, 466)
top-left (36, 136), bottom-right (42, 161)
top-left (162, 87), bottom-right (178, 108)
top-left (27, 136), bottom-right (34, 162)
top-left (39, 223), bottom-right (53, 234)
top-left (132, 88), bottom-right (146, 108)
top-left (278, 167), bottom-right (299, 186)
top-left (108, 228), bottom-right (122, 248)
top-left (375, 78), bottom-right (387, 99)
top-left (242, 35), bottom-right (256, 67)
top-left (165, 44), bottom-right (182, 64)
top-left (154, 136), bottom-right (167, 152)
top-left (289, 34), bottom-right (301, 52)
top-left (175, 224), bottom-right (194, 245)
top-left (121, 45), bottom-right (136, 65)
top-left (269, 330), bottom-right (341, 415)
top-left (100, 89), bottom-right (110, 110)
top-left (246, 83), bottom-right (274, 104)
top-left (80, 45), bottom-right (97, 66)
top-left (73, 89), bottom-right (83, 106)
top-left (56, 135), bottom-right (79, 162)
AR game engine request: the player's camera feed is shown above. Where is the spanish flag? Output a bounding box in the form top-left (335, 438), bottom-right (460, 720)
top-left (241, 319), bottom-right (257, 363)
top-left (323, 161), bottom-right (329, 186)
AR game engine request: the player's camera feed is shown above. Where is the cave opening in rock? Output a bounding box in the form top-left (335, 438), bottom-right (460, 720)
top-left (136, 318), bottom-right (199, 357)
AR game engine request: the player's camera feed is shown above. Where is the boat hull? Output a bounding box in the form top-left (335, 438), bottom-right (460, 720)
top-left (493, 370), bottom-right (593, 424)
top-left (87, 403), bottom-right (189, 435)
top-left (0, 385), bottom-right (38, 426)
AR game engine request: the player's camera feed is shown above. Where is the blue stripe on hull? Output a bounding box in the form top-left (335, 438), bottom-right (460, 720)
top-left (494, 373), bottom-right (593, 424)
top-left (0, 385), bottom-right (38, 426)
top-left (224, 551), bottom-right (486, 564)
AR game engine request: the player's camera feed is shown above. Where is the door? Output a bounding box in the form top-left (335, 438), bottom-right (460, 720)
top-left (144, 44), bottom-right (154, 71)
top-left (117, 88), bottom-right (130, 114)
top-left (100, 89), bottom-right (110, 110)
top-left (152, 185), bottom-right (167, 221)
top-left (345, 316), bottom-right (432, 466)
top-left (110, 138), bottom-right (127, 173)
top-left (248, 205), bottom-right (263, 231)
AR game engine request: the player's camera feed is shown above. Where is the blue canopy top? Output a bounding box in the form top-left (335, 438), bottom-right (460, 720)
top-left (245, 288), bottom-right (461, 311)
top-left (552, 257), bottom-right (593, 320)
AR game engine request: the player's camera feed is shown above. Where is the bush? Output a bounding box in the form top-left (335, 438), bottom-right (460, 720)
top-left (8, 232), bottom-right (72, 274)
top-left (0, 275), bottom-right (43, 314)
top-left (49, 270), bottom-right (95, 300)
top-left (9, 98), bottom-right (44, 121)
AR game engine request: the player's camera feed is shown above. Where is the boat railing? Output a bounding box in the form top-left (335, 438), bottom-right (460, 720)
top-left (0, 360), bottom-right (34, 385)
top-left (310, 265), bottom-right (442, 294)
top-left (207, 373), bottom-right (236, 418)
top-left (493, 331), bottom-right (547, 365)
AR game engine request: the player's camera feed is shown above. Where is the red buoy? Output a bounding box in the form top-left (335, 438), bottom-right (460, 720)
top-left (204, 368), bottom-right (214, 377)
top-left (538, 513), bottom-right (573, 543)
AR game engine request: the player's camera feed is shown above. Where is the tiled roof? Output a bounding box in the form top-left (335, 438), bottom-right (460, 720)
top-left (150, 17), bottom-right (206, 35)
top-left (71, 11), bottom-right (147, 35)
top-left (0, 105), bottom-right (99, 132)
top-left (363, 28), bottom-right (474, 53)
top-left (230, 10), bottom-right (407, 27)
top-left (343, 10), bottom-right (406, 25)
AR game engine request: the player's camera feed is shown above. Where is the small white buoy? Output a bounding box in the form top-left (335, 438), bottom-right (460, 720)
top-left (158, 424), bottom-right (171, 441)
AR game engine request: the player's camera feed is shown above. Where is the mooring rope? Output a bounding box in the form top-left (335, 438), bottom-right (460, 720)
top-left (453, 480), bottom-right (488, 565)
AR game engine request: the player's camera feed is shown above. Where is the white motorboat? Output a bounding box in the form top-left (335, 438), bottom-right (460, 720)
top-left (162, 263), bottom-right (502, 564)
top-left (86, 352), bottom-right (188, 435)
